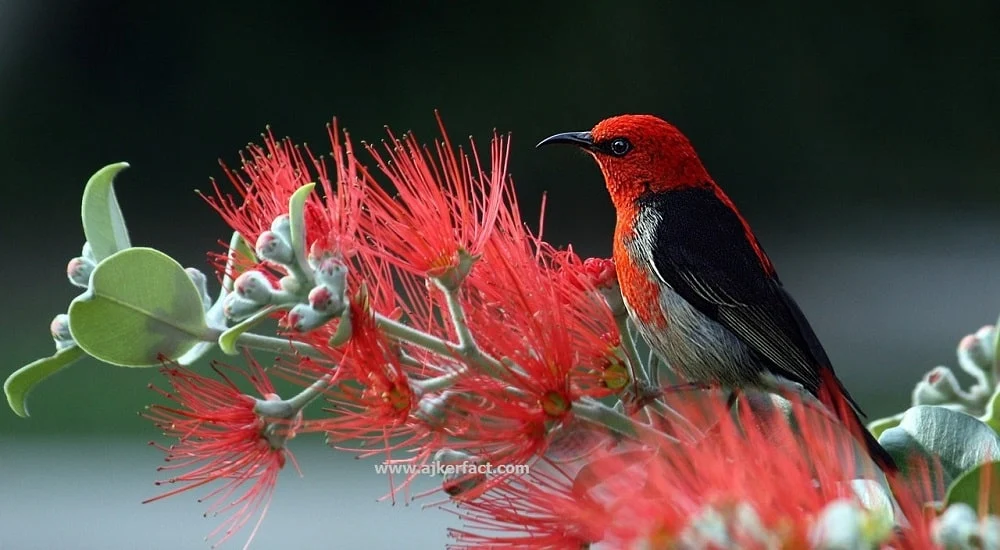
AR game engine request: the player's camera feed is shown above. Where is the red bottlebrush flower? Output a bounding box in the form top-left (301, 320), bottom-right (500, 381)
top-left (447, 460), bottom-right (607, 549)
top-left (449, 391), bottom-right (935, 549)
top-left (581, 257), bottom-right (617, 290)
top-left (361, 112), bottom-right (512, 279)
top-left (142, 356), bottom-right (298, 549)
top-left (422, 240), bottom-right (619, 483)
top-left (584, 393), bottom-right (926, 548)
top-left (202, 120), bottom-right (367, 272)
top-left (466, 238), bottom-right (619, 404)
top-left (302, 292), bottom-right (419, 446)
top-left (289, 289), bottom-right (457, 502)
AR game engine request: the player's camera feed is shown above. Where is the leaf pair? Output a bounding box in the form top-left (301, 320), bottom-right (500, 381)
top-left (4, 164), bottom-right (215, 417)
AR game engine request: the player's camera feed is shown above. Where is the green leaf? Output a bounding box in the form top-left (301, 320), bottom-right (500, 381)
top-left (218, 305), bottom-right (279, 355)
top-left (81, 162), bottom-right (132, 261)
top-left (983, 385), bottom-right (1000, 434)
top-left (878, 405), bottom-right (1000, 494)
top-left (68, 247), bottom-right (213, 367)
top-left (221, 231), bottom-right (257, 294)
top-left (945, 460), bottom-right (1000, 515)
top-left (868, 412), bottom-right (906, 440)
top-left (5, 345), bottom-right (86, 417)
top-left (288, 183), bottom-right (315, 278)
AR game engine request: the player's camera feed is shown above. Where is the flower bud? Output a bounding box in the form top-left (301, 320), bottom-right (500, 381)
top-left (255, 230), bottom-right (293, 265)
top-left (677, 505), bottom-right (731, 548)
top-left (222, 293), bottom-right (265, 322)
top-left (285, 303), bottom-right (328, 332)
top-left (50, 313), bottom-right (74, 350)
top-left (434, 449), bottom-right (487, 498)
top-left (313, 257), bottom-right (348, 288)
top-left (433, 448), bottom-right (476, 466)
top-left (415, 392), bottom-right (451, 428)
top-left (233, 271), bottom-right (274, 304)
top-left (279, 275), bottom-right (301, 294)
top-left (957, 328), bottom-right (995, 391)
top-left (443, 468), bottom-right (486, 499)
top-left (308, 284), bottom-right (345, 315)
top-left (933, 502), bottom-right (980, 549)
top-left (66, 256), bottom-right (95, 288)
top-left (269, 214), bottom-right (292, 240)
top-left (913, 366), bottom-right (965, 406)
top-left (809, 500), bottom-right (868, 550)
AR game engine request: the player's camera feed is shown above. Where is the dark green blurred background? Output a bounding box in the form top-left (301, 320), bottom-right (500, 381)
top-left (2, 1), bottom-right (1000, 548)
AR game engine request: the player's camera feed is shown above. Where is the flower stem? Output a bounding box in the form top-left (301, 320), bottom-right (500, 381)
top-left (375, 313), bottom-right (462, 356)
top-left (255, 373), bottom-right (334, 419)
top-left (616, 315), bottom-right (649, 386)
top-left (235, 332), bottom-right (326, 359)
top-left (572, 397), bottom-right (679, 446)
top-left (442, 284), bottom-right (476, 352)
top-left (414, 369), bottom-right (467, 394)
top-left (374, 312), bottom-right (507, 378)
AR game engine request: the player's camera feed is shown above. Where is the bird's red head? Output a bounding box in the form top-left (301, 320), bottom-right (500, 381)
top-left (537, 114), bottom-right (713, 208)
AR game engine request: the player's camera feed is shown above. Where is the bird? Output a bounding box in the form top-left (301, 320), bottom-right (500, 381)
top-left (536, 114), bottom-right (897, 473)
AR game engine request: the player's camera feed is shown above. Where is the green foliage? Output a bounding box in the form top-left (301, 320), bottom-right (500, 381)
top-left (867, 412), bottom-right (905, 440)
top-left (221, 231), bottom-right (257, 293)
top-left (80, 162), bottom-right (132, 261)
top-left (986, 386), bottom-right (1000, 433)
top-left (4, 346), bottom-right (86, 417)
top-left (945, 461), bottom-right (1000, 515)
top-left (879, 406), bottom-right (1000, 494)
top-left (219, 305), bottom-right (278, 355)
top-left (288, 182), bottom-right (316, 279)
top-left (68, 247), bottom-right (213, 367)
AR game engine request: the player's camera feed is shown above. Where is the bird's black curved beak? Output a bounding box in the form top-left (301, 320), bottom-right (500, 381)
top-left (535, 131), bottom-right (594, 150)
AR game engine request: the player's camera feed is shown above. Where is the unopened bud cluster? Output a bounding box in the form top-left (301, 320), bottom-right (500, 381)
top-left (222, 213), bottom-right (351, 333)
top-left (912, 325), bottom-right (999, 417)
top-left (639, 498), bottom-right (892, 550)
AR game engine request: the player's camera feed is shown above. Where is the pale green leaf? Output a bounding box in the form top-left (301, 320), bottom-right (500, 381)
top-left (945, 460), bottom-right (1000, 515)
top-left (983, 385), bottom-right (1000, 434)
top-left (5, 345), bottom-right (86, 417)
top-left (288, 183), bottom-right (315, 278)
top-left (879, 405), bottom-right (1000, 496)
top-left (68, 247), bottom-right (212, 367)
top-left (81, 162), bottom-right (131, 261)
top-left (221, 231), bottom-right (257, 294)
top-left (868, 412), bottom-right (906, 440)
top-left (218, 305), bottom-right (279, 355)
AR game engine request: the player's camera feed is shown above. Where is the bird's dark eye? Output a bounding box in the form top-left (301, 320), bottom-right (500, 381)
top-left (609, 137), bottom-right (632, 157)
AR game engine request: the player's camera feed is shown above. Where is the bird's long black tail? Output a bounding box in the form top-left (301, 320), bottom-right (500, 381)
top-left (817, 368), bottom-right (898, 474)
top-left (851, 406), bottom-right (899, 474)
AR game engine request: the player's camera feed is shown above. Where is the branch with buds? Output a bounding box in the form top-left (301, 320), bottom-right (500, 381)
top-left (5, 114), bottom-right (1000, 549)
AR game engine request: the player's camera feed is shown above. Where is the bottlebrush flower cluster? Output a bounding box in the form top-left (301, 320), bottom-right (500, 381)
top-left (129, 113), bottom-right (986, 549)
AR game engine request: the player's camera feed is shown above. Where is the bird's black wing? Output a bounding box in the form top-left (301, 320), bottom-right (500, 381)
top-left (638, 187), bottom-right (852, 407)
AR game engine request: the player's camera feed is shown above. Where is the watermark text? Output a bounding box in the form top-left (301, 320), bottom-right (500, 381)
top-left (374, 461), bottom-right (529, 477)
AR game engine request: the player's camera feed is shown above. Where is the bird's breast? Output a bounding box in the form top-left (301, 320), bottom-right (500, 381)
top-left (613, 230), bottom-right (667, 329)
top-left (614, 214), bottom-right (758, 386)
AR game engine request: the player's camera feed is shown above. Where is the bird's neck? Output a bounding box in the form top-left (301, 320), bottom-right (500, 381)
top-left (603, 154), bottom-right (713, 210)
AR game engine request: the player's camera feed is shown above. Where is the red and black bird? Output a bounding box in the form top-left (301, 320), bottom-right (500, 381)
top-left (538, 114), bottom-right (897, 473)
